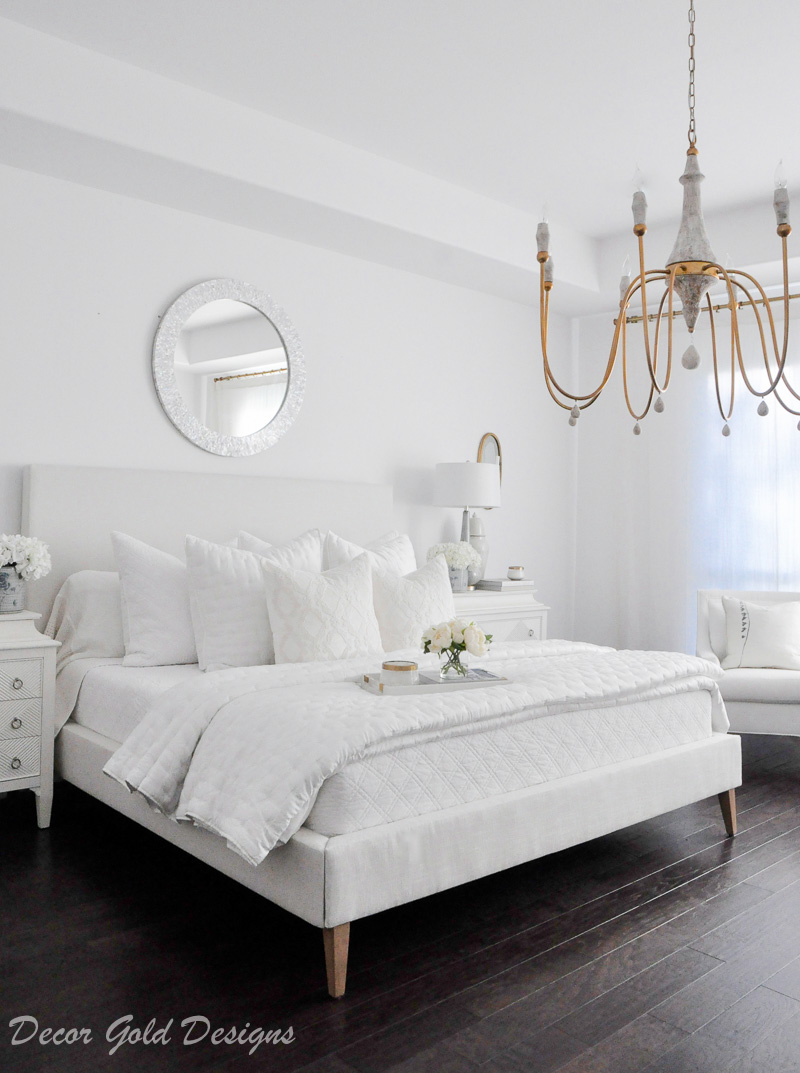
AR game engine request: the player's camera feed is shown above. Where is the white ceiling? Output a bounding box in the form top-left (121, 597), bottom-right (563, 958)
top-left (1, 0), bottom-right (796, 240)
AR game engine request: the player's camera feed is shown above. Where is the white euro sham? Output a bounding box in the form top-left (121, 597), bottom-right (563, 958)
top-left (111, 532), bottom-right (197, 667)
top-left (324, 530), bottom-right (416, 575)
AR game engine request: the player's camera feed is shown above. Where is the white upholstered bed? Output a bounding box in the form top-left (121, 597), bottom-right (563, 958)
top-left (24, 464), bottom-right (742, 998)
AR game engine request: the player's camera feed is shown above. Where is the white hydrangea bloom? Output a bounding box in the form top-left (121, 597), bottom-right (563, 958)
top-left (0, 534), bottom-right (52, 580)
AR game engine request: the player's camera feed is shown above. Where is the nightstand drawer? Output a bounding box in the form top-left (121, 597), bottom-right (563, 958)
top-left (0, 698), bottom-right (42, 740)
top-left (0, 659), bottom-right (43, 701)
top-left (0, 736), bottom-right (40, 781)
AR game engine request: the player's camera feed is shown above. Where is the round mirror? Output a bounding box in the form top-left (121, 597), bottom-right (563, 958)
top-left (153, 279), bottom-right (305, 456)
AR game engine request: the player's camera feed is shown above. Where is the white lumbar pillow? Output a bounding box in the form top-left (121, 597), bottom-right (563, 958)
top-left (186, 531), bottom-right (326, 672)
top-left (721, 596), bottom-right (800, 671)
top-left (324, 530), bottom-right (417, 575)
top-left (372, 555), bottom-right (455, 651)
top-left (111, 532), bottom-right (197, 667)
top-left (262, 553), bottom-right (383, 664)
top-left (238, 528), bottom-right (324, 571)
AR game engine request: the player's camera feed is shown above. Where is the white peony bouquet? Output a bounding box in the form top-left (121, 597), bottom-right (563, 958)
top-left (426, 541), bottom-right (481, 570)
top-left (0, 534), bottom-right (52, 580)
top-left (422, 617), bottom-right (492, 677)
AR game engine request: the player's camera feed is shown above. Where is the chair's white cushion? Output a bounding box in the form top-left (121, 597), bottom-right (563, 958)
top-left (237, 528), bottom-right (323, 571)
top-left (372, 555), bottom-right (455, 651)
top-left (722, 595), bottom-right (800, 671)
top-left (324, 530), bottom-right (416, 575)
top-left (263, 554), bottom-right (383, 664)
top-left (720, 667), bottom-right (800, 703)
top-left (186, 531), bottom-right (326, 672)
top-left (111, 532), bottom-right (197, 667)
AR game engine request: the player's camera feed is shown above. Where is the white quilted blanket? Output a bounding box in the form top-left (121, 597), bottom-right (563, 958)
top-left (103, 640), bottom-right (727, 865)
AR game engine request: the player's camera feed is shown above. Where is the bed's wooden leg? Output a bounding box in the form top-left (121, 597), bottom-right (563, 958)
top-left (323, 923), bottom-right (350, 999)
top-left (718, 788), bottom-right (737, 837)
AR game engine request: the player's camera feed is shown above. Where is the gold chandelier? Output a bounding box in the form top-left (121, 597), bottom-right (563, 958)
top-left (538, 0), bottom-right (796, 437)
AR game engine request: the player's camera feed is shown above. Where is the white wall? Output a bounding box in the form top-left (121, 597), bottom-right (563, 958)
top-left (0, 164), bottom-right (577, 638)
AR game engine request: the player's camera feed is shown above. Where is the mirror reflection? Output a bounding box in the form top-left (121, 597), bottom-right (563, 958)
top-left (173, 299), bottom-right (288, 438)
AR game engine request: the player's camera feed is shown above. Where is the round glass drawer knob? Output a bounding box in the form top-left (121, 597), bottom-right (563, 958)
top-left (11, 678), bottom-right (23, 690)
top-left (10, 718), bottom-right (22, 730)
top-left (10, 757), bottom-right (21, 770)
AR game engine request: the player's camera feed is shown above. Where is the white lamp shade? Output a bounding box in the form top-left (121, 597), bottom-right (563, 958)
top-left (434, 462), bottom-right (501, 508)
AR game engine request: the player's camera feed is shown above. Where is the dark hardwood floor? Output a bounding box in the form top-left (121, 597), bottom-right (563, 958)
top-left (3, 735), bottom-right (800, 1072)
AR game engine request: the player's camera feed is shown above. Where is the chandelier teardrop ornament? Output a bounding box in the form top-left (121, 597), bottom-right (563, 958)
top-left (538, 0), bottom-right (799, 436)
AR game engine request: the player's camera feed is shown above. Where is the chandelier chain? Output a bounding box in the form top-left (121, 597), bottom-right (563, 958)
top-left (688, 0), bottom-right (697, 147)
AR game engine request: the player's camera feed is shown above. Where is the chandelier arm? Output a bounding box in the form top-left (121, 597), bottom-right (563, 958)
top-left (728, 276), bottom-right (796, 400)
top-left (646, 286), bottom-right (672, 395)
top-left (727, 268), bottom-right (800, 399)
top-left (636, 234), bottom-right (656, 374)
top-left (726, 269), bottom-right (800, 400)
top-left (770, 387), bottom-right (800, 416)
top-left (719, 267), bottom-right (789, 399)
top-left (539, 261), bottom-right (622, 405)
top-left (621, 302), bottom-right (656, 422)
top-left (654, 273), bottom-right (677, 393)
top-left (707, 293), bottom-right (734, 421)
top-left (728, 270), bottom-right (781, 358)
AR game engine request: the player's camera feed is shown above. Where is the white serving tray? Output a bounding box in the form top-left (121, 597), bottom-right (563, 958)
top-left (359, 668), bottom-right (507, 696)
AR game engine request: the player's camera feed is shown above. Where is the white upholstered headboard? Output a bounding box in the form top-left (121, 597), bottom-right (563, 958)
top-left (22, 464), bottom-right (394, 619)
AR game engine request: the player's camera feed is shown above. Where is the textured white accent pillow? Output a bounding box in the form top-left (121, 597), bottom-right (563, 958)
top-left (263, 554), bottom-right (383, 664)
top-left (722, 596), bottom-right (800, 670)
top-left (186, 532), bottom-right (327, 671)
top-left (324, 530), bottom-right (417, 575)
top-left (373, 555), bottom-right (455, 651)
top-left (111, 532), bottom-right (197, 667)
top-left (238, 528), bottom-right (323, 571)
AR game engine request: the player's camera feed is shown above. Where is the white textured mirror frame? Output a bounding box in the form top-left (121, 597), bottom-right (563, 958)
top-left (152, 278), bottom-right (306, 456)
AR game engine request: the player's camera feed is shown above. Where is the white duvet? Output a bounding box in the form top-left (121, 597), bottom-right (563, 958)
top-left (103, 640), bottom-right (727, 865)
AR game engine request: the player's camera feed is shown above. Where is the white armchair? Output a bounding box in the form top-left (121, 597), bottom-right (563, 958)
top-left (697, 589), bottom-right (800, 735)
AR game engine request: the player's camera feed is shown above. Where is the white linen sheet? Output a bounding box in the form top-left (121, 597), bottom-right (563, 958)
top-left (103, 640), bottom-right (728, 866)
top-left (72, 663), bottom-right (202, 743)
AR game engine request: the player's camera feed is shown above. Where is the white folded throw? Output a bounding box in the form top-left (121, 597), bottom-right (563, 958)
top-left (104, 640), bottom-right (727, 865)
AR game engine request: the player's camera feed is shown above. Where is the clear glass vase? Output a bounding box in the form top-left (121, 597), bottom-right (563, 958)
top-left (439, 648), bottom-right (469, 680)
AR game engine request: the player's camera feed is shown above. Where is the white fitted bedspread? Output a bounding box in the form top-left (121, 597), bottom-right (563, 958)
top-left (102, 640), bottom-right (727, 865)
top-left (305, 690), bottom-right (714, 834)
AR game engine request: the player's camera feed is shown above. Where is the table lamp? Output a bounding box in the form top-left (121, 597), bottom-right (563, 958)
top-left (434, 461), bottom-right (501, 543)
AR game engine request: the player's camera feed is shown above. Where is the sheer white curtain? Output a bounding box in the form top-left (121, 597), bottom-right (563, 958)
top-left (208, 373), bottom-right (288, 437)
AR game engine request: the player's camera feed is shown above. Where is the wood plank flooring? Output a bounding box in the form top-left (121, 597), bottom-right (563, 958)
top-left (3, 734), bottom-right (800, 1072)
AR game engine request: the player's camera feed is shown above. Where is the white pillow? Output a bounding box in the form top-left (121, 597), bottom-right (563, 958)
top-left (186, 531), bottom-right (328, 671)
top-left (373, 555), bottom-right (455, 651)
top-left (238, 528), bottom-right (323, 571)
top-left (111, 532), bottom-right (197, 667)
top-left (721, 596), bottom-right (800, 670)
top-left (262, 554), bottom-right (383, 664)
top-left (324, 530), bottom-right (417, 575)
top-left (45, 570), bottom-right (125, 670)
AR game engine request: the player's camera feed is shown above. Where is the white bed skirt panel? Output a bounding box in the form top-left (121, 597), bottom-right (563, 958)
top-left (57, 724), bottom-right (740, 931)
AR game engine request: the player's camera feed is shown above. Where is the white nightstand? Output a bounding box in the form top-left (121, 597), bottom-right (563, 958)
top-left (452, 590), bottom-right (549, 642)
top-left (0, 611), bottom-right (59, 828)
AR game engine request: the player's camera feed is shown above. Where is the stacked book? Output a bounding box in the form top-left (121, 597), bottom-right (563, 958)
top-left (476, 578), bottom-right (536, 592)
